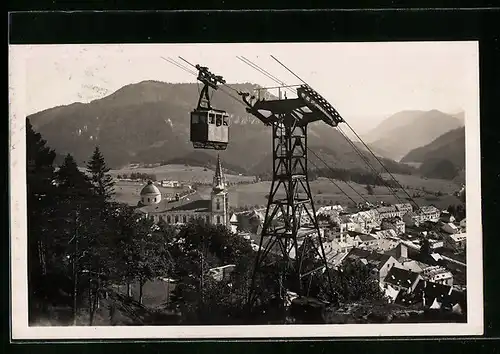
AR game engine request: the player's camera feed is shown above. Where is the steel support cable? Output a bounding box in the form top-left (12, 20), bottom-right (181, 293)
top-left (240, 56), bottom-right (288, 87)
top-left (307, 147), bottom-right (371, 205)
top-left (270, 55), bottom-right (308, 87)
top-left (237, 56), bottom-right (297, 96)
top-left (160, 56), bottom-right (197, 76)
top-left (307, 156), bottom-right (359, 206)
top-left (341, 122), bottom-right (420, 211)
top-left (336, 126), bottom-right (405, 204)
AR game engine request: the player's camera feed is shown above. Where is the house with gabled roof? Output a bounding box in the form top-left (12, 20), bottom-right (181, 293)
top-left (351, 231), bottom-right (379, 248)
top-left (421, 265), bottom-right (454, 286)
top-left (395, 203), bottom-right (413, 218)
top-left (344, 248), bottom-right (401, 281)
top-left (439, 210), bottom-right (456, 223)
top-left (444, 232), bottom-right (466, 250)
top-left (383, 266), bottom-right (422, 294)
top-left (380, 217), bottom-right (406, 235)
top-left (412, 279), bottom-right (462, 311)
top-left (375, 205), bottom-right (399, 220)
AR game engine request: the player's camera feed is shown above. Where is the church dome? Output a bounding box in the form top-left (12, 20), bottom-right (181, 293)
top-left (139, 181), bottom-right (162, 206)
top-left (140, 181), bottom-right (161, 196)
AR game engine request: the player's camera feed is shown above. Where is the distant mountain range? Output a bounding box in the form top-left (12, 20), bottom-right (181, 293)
top-left (363, 110), bottom-right (464, 162)
top-left (28, 81), bottom-right (458, 177)
top-left (401, 127), bottom-right (465, 168)
top-left (400, 126), bottom-right (465, 181)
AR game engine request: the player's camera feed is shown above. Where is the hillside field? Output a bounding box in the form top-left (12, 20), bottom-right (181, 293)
top-left (109, 164), bottom-right (255, 184)
top-left (110, 166), bottom-right (463, 211)
top-left (228, 174), bottom-right (462, 210)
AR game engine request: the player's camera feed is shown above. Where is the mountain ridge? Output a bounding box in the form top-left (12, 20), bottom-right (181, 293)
top-left (401, 126), bottom-right (465, 168)
top-left (363, 109), bottom-right (464, 161)
top-left (28, 81), bottom-right (418, 175)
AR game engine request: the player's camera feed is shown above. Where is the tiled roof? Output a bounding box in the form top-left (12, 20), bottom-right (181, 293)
top-left (339, 215), bottom-right (352, 223)
top-left (382, 216), bottom-right (403, 223)
top-left (422, 265), bottom-right (452, 279)
top-left (395, 203), bottom-right (413, 211)
top-left (345, 248), bottom-right (392, 270)
top-left (413, 279), bottom-right (452, 303)
top-left (137, 192), bottom-right (210, 213)
top-left (376, 205), bottom-right (397, 213)
top-left (420, 205), bottom-right (440, 214)
top-left (357, 233), bottom-right (377, 242)
top-left (450, 232), bottom-right (466, 241)
top-left (374, 229), bottom-right (398, 239)
top-left (384, 267), bottom-right (420, 288)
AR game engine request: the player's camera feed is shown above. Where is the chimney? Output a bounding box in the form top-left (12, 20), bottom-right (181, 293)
top-left (399, 243), bottom-right (408, 259)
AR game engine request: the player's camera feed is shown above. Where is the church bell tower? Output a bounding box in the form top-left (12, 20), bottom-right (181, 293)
top-left (211, 154), bottom-right (229, 226)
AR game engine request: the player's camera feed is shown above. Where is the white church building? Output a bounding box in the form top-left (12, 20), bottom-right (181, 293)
top-left (135, 155), bottom-right (229, 227)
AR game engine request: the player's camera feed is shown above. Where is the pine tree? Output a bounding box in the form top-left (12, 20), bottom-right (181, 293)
top-left (56, 154), bottom-right (92, 195)
top-left (86, 146), bottom-right (115, 203)
top-left (26, 119), bottom-right (57, 321)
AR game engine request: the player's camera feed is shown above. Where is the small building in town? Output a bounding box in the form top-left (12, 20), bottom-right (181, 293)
top-left (344, 248), bottom-right (401, 281)
top-left (439, 210), bottom-right (456, 223)
top-left (375, 205), bottom-right (399, 220)
top-left (385, 243), bottom-right (410, 262)
top-left (444, 232), bottom-right (467, 250)
top-left (395, 203), bottom-right (413, 218)
top-left (421, 265), bottom-right (454, 286)
top-left (459, 218), bottom-right (467, 229)
top-left (381, 217), bottom-right (406, 235)
top-left (420, 205), bottom-right (441, 222)
top-left (383, 266), bottom-right (422, 294)
top-left (399, 259), bottom-right (431, 273)
top-left (229, 209), bottom-right (265, 234)
top-left (413, 280), bottom-right (465, 313)
top-left (160, 180), bottom-right (182, 188)
top-left (352, 232), bottom-right (379, 248)
top-left (208, 264), bottom-right (236, 282)
top-left (441, 222), bottom-right (459, 234)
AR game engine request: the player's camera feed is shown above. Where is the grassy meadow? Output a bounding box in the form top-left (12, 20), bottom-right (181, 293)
top-left (109, 164), bottom-right (255, 184)
top-left (228, 174), bottom-right (462, 210)
top-left (109, 164), bottom-right (462, 211)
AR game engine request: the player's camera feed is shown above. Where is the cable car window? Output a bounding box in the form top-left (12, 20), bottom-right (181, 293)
top-left (209, 112), bottom-right (215, 124)
top-left (216, 114), bottom-right (222, 127)
top-left (191, 114), bottom-right (199, 124)
top-left (199, 113), bottom-right (207, 124)
top-left (223, 115), bottom-right (228, 126)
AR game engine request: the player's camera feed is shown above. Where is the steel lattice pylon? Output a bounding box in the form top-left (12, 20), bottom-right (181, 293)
top-left (242, 85), bottom-right (344, 313)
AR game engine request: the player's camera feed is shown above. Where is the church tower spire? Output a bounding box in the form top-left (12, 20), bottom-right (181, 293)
top-left (211, 154), bottom-right (228, 226)
top-left (213, 154), bottom-right (226, 192)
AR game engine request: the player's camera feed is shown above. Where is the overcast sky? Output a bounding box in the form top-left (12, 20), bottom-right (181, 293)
top-left (17, 42), bottom-right (478, 130)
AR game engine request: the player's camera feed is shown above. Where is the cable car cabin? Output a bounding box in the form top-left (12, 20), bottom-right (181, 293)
top-left (190, 109), bottom-right (229, 150)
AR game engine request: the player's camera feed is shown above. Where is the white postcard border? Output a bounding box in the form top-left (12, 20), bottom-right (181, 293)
top-left (9, 42), bottom-right (483, 339)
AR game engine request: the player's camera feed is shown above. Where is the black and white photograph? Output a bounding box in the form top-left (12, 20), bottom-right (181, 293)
top-left (9, 41), bottom-right (482, 339)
